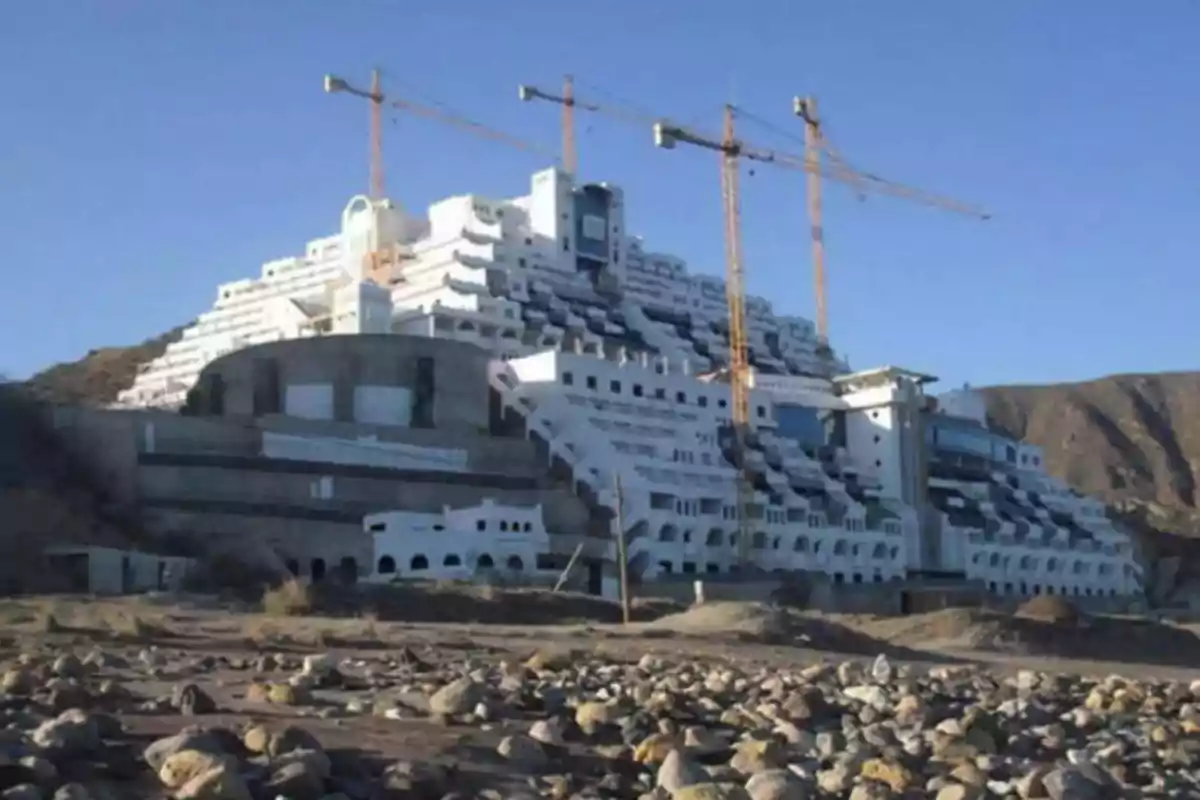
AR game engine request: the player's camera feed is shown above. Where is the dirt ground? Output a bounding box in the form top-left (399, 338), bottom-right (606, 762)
top-left (4, 588), bottom-right (1200, 788)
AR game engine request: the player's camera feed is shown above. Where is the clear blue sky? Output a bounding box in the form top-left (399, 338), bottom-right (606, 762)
top-left (4, 1), bottom-right (1198, 388)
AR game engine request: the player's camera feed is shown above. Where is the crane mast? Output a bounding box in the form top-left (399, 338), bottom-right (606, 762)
top-left (370, 69), bottom-right (385, 201)
top-left (795, 97), bottom-right (829, 354)
top-left (561, 75), bottom-right (576, 176)
top-left (519, 80), bottom-right (987, 373)
top-left (655, 107), bottom-right (757, 567)
top-left (325, 71), bottom-right (556, 288)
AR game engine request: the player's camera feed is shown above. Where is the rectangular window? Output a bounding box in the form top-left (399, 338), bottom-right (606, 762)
top-left (581, 214), bottom-right (607, 241)
top-left (562, 372), bottom-right (574, 386)
top-left (585, 376), bottom-right (597, 390)
top-left (610, 379), bottom-right (621, 393)
top-left (632, 384), bottom-right (643, 397)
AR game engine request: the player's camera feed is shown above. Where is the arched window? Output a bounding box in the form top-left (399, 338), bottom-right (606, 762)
top-left (443, 554), bottom-right (462, 567)
top-left (377, 555), bottom-right (396, 574)
top-left (507, 555), bottom-right (524, 571)
top-left (477, 553), bottom-right (495, 569)
top-left (410, 554), bottom-right (429, 571)
top-left (310, 558), bottom-right (326, 582)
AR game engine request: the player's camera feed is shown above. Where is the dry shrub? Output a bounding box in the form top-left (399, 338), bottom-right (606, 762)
top-left (262, 579), bottom-right (315, 617)
top-left (35, 609), bottom-right (63, 634)
top-left (1015, 594), bottom-right (1081, 624)
top-left (105, 611), bottom-right (167, 640)
top-left (243, 619), bottom-right (295, 648)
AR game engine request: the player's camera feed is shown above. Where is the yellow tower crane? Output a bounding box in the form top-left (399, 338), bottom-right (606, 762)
top-left (791, 96), bottom-right (990, 350)
top-left (653, 108), bottom-right (988, 567)
top-left (522, 79), bottom-right (990, 567)
top-left (325, 71), bottom-right (556, 288)
top-left (519, 76), bottom-right (664, 179)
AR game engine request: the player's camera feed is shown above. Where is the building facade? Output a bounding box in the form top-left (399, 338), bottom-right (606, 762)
top-left (116, 167), bottom-right (1143, 599)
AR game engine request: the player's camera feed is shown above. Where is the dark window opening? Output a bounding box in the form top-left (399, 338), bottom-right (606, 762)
top-left (410, 555), bottom-right (429, 571)
top-left (412, 356), bottom-right (436, 429)
top-left (377, 556), bottom-right (396, 574)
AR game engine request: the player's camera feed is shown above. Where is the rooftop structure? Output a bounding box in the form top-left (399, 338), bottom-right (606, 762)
top-left (115, 168), bottom-right (1142, 600)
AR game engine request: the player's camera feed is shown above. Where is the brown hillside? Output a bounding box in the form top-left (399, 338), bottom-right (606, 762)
top-left (981, 373), bottom-right (1200, 599)
top-left (24, 326), bottom-right (187, 406)
top-left (980, 373), bottom-right (1200, 517)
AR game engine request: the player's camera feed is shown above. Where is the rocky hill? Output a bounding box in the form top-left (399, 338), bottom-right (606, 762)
top-left (980, 373), bottom-right (1200, 533)
top-left (24, 326), bottom-right (186, 406)
top-left (981, 373), bottom-right (1200, 603)
top-left (981, 373), bottom-right (1200, 515)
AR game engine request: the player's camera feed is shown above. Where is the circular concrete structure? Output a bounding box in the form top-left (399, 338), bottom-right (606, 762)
top-left (186, 334), bottom-right (491, 433)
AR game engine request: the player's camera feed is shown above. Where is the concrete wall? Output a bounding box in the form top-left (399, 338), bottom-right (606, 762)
top-left (638, 576), bottom-right (784, 605)
top-left (45, 547), bottom-right (194, 595)
top-left (636, 573), bottom-right (985, 616)
top-left (45, 362), bottom-right (606, 582)
top-left (54, 406), bottom-right (547, 481)
top-left (190, 335), bottom-right (492, 434)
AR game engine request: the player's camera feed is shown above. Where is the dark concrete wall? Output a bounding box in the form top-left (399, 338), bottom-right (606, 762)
top-left (190, 335), bottom-right (492, 434)
top-left (46, 401), bottom-right (602, 575)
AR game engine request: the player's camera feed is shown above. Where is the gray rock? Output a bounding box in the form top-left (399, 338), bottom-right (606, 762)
top-left (30, 710), bottom-right (100, 757)
top-left (656, 749), bottom-right (709, 793)
top-left (744, 769), bottom-right (808, 800)
top-left (428, 678), bottom-right (482, 716)
top-left (497, 735), bottom-right (548, 767)
top-left (1, 786), bottom-right (41, 800)
top-left (173, 683), bottom-right (217, 715)
top-left (1043, 766), bottom-right (1107, 799)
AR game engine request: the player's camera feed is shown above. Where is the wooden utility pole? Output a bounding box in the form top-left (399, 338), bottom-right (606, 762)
top-left (613, 472), bottom-right (631, 625)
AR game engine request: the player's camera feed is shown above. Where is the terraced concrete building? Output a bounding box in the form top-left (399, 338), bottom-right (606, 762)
top-left (115, 168), bottom-right (1143, 599)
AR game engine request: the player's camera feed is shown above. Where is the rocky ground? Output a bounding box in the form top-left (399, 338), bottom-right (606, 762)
top-left (0, 596), bottom-right (1199, 799)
